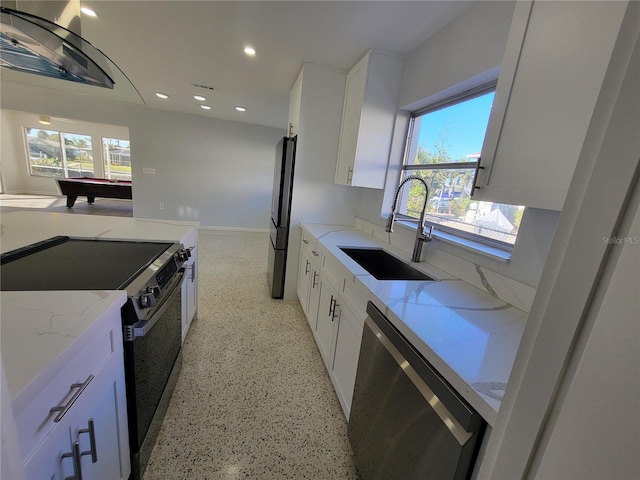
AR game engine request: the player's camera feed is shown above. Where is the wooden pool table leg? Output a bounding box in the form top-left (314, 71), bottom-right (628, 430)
top-left (87, 196), bottom-right (95, 204)
top-left (66, 195), bottom-right (78, 208)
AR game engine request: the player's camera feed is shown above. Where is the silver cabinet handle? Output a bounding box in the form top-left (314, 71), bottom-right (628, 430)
top-left (50, 375), bottom-right (94, 422)
top-left (312, 272), bottom-right (319, 288)
top-left (61, 440), bottom-right (83, 480)
top-left (332, 300), bottom-right (340, 322)
top-left (302, 238), bottom-right (309, 244)
top-left (79, 418), bottom-right (98, 463)
top-left (312, 250), bottom-right (319, 257)
top-left (328, 295), bottom-right (336, 316)
top-left (305, 260), bottom-right (310, 275)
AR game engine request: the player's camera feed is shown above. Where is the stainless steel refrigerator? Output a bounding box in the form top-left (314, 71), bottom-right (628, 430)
top-left (268, 136), bottom-right (296, 298)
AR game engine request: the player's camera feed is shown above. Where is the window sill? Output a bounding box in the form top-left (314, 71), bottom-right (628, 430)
top-left (394, 220), bottom-right (512, 263)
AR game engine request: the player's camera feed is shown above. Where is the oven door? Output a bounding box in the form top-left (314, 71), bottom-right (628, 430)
top-left (124, 268), bottom-right (185, 480)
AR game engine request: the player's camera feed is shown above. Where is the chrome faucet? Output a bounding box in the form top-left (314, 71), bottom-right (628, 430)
top-left (385, 175), bottom-right (433, 262)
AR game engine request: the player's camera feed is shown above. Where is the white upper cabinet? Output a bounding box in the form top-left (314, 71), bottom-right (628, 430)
top-left (474, 0), bottom-right (629, 211)
top-left (288, 71), bottom-right (303, 138)
top-left (335, 50), bottom-right (404, 189)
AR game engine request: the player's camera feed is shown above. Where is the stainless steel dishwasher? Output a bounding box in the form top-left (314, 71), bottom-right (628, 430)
top-left (348, 302), bottom-right (486, 480)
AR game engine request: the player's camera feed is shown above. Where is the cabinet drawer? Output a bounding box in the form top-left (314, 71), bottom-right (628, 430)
top-left (15, 323), bottom-right (116, 460)
top-left (301, 229), bottom-right (320, 258)
top-left (322, 250), bottom-right (348, 292)
top-left (342, 274), bottom-right (370, 323)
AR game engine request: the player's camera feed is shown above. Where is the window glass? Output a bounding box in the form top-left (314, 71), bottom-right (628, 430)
top-left (400, 89), bottom-right (525, 247)
top-left (103, 138), bottom-right (131, 181)
top-left (63, 133), bottom-right (93, 178)
top-left (26, 128), bottom-right (63, 177)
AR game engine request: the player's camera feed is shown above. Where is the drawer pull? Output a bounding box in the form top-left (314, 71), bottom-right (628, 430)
top-left (79, 418), bottom-right (98, 463)
top-left (302, 239), bottom-right (309, 244)
top-left (305, 260), bottom-right (310, 275)
top-left (61, 440), bottom-right (83, 480)
top-left (50, 375), bottom-right (94, 423)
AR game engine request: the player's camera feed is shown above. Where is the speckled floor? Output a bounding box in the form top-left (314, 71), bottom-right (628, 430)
top-left (143, 230), bottom-right (358, 480)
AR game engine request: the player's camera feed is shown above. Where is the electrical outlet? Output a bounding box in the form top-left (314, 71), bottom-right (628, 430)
top-left (159, 203), bottom-right (165, 210)
top-left (143, 167), bottom-right (155, 175)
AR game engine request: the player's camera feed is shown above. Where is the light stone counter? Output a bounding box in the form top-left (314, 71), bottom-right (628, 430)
top-left (0, 211), bottom-right (198, 253)
top-left (1, 290), bottom-right (127, 406)
top-left (302, 223), bottom-right (528, 426)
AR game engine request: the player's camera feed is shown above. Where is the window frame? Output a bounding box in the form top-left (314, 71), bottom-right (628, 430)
top-left (396, 80), bottom-right (521, 253)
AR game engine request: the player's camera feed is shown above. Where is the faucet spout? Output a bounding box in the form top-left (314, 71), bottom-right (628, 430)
top-left (385, 175), bottom-right (432, 262)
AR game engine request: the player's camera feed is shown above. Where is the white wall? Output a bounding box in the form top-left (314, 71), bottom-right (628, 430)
top-left (0, 83), bottom-right (283, 229)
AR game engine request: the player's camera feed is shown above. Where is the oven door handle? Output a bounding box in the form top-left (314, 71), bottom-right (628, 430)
top-left (132, 269), bottom-right (185, 338)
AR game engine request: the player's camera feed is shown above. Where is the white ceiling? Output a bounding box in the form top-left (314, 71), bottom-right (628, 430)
top-left (78, 1), bottom-right (471, 130)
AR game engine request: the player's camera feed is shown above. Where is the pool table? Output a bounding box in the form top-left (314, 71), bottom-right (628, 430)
top-left (56, 177), bottom-right (132, 208)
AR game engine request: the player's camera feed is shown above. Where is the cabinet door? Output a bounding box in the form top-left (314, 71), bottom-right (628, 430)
top-left (316, 280), bottom-right (339, 367)
top-left (23, 421), bottom-right (74, 480)
top-left (23, 357), bottom-right (129, 480)
top-left (475, 0), bottom-right (628, 210)
top-left (182, 246), bottom-right (198, 341)
top-left (335, 60), bottom-right (367, 186)
top-left (288, 70), bottom-right (303, 137)
top-left (330, 301), bottom-right (363, 419)
top-left (307, 267), bottom-right (322, 331)
top-left (335, 50), bottom-right (404, 189)
top-left (72, 369), bottom-right (128, 479)
top-left (297, 246), bottom-right (312, 314)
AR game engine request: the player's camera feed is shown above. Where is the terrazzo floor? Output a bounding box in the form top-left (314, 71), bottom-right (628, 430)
top-left (143, 230), bottom-right (358, 480)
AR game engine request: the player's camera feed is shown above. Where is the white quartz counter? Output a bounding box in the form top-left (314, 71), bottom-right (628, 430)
top-left (302, 223), bottom-right (528, 426)
top-left (0, 211), bottom-right (198, 253)
top-left (1, 290), bottom-right (127, 406)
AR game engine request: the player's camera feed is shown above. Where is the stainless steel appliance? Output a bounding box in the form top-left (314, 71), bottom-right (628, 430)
top-left (348, 302), bottom-right (486, 480)
top-left (1, 236), bottom-right (191, 480)
top-left (268, 136), bottom-right (296, 298)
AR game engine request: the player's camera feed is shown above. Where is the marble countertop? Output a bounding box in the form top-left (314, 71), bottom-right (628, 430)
top-left (302, 223), bottom-right (528, 426)
top-left (0, 211), bottom-right (198, 254)
top-left (1, 290), bottom-right (127, 407)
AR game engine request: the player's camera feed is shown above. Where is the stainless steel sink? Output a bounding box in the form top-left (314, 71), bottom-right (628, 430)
top-left (339, 247), bottom-right (434, 281)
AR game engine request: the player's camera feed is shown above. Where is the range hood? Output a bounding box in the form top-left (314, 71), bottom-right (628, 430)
top-left (0, 0), bottom-right (144, 105)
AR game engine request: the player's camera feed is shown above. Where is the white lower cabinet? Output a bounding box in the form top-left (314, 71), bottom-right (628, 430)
top-left (296, 231), bottom-right (365, 418)
top-left (182, 245), bottom-right (198, 342)
top-left (316, 279), bottom-right (339, 367)
top-left (20, 311), bottom-right (130, 480)
top-left (330, 300), bottom-right (363, 419)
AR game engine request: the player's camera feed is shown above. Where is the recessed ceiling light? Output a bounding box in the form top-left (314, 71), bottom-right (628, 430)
top-left (201, 105), bottom-right (212, 110)
top-left (155, 92), bottom-right (169, 99)
top-left (38, 115), bottom-right (51, 125)
top-left (244, 46), bottom-right (256, 56)
top-left (235, 106), bottom-right (247, 112)
top-left (80, 6), bottom-right (97, 17)
top-left (193, 95), bottom-right (206, 101)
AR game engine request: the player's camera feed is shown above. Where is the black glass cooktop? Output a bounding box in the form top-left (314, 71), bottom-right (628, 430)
top-left (0, 236), bottom-right (172, 291)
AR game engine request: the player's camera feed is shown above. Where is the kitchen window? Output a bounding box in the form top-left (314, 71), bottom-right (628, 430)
top-left (25, 128), bottom-right (130, 180)
top-left (397, 84), bottom-right (524, 250)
